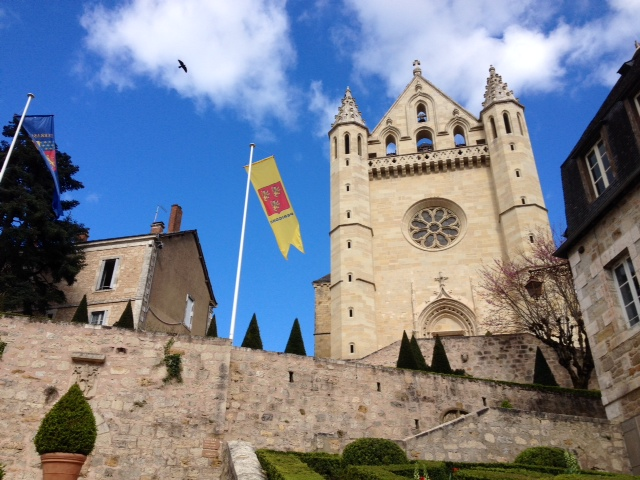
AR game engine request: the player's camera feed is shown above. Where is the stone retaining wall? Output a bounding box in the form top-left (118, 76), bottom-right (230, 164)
top-left (401, 407), bottom-right (629, 473)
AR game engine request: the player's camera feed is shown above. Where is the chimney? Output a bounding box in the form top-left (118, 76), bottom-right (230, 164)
top-left (151, 221), bottom-right (165, 234)
top-left (168, 204), bottom-right (183, 233)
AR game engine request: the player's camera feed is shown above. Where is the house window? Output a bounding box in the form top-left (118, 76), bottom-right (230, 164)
top-left (184, 294), bottom-right (195, 329)
top-left (344, 133), bottom-right (350, 154)
top-left (613, 257), bottom-right (640, 327)
top-left (97, 258), bottom-right (119, 290)
top-left (586, 140), bottom-right (614, 197)
top-left (90, 311), bottom-right (106, 325)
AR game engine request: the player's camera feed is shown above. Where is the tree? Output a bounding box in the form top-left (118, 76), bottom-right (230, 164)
top-left (206, 314), bottom-right (218, 337)
top-left (410, 334), bottom-right (430, 371)
top-left (396, 330), bottom-right (417, 370)
top-left (112, 300), bottom-right (134, 329)
top-left (431, 335), bottom-right (453, 374)
top-left (71, 294), bottom-right (88, 324)
top-left (0, 118), bottom-right (86, 315)
top-left (284, 318), bottom-right (306, 355)
top-left (477, 233), bottom-right (593, 389)
top-left (241, 313), bottom-right (263, 350)
top-left (533, 346), bottom-right (559, 387)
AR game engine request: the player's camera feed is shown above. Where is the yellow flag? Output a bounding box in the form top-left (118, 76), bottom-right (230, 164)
top-left (245, 156), bottom-right (304, 259)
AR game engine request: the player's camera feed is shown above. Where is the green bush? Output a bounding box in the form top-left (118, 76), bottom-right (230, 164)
top-left (430, 335), bottom-right (453, 374)
top-left (256, 450), bottom-right (325, 480)
top-left (241, 313), bottom-right (263, 350)
top-left (410, 334), bottom-right (429, 371)
top-left (34, 383), bottom-right (97, 455)
top-left (342, 438), bottom-right (407, 467)
top-left (296, 452), bottom-right (343, 479)
top-left (554, 475), bottom-right (639, 480)
top-left (500, 400), bottom-right (513, 409)
top-left (445, 462), bottom-right (564, 476)
top-left (454, 467), bottom-right (554, 479)
top-left (387, 461), bottom-right (449, 480)
top-left (284, 318), bottom-right (307, 355)
top-left (0, 463), bottom-right (4, 479)
top-left (396, 331), bottom-right (418, 370)
top-left (342, 465), bottom-right (407, 480)
top-left (514, 446), bottom-right (567, 468)
top-left (112, 300), bottom-right (134, 329)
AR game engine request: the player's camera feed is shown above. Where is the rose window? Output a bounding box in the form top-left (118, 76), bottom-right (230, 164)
top-left (409, 207), bottom-right (460, 249)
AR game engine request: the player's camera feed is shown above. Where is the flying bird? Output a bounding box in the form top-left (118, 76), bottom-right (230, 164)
top-left (178, 60), bottom-right (187, 73)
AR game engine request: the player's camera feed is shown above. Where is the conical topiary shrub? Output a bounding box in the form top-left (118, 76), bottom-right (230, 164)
top-left (396, 331), bottom-right (418, 370)
top-left (206, 314), bottom-right (218, 337)
top-left (241, 313), bottom-right (263, 350)
top-left (410, 334), bottom-right (430, 371)
top-left (112, 300), bottom-right (134, 329)
top-left (34, 383), bottom-right (97, 455)
top-left (70, 295), bottom-right (88, 324)
top-left (431, 335), bottom-right (453, 374)
top-left (533, 346), bottom-right (559, 386)
top-left (284, 318), bottom-right (306, 355)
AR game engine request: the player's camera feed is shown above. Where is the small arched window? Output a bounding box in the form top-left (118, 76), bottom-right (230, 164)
top-left (521, 196), bottom-right (526, 205)
top-left (417, 103), bottom-right (427, 123)
top-left (347, 240), bottom-right (352, 249)
top-left (385, 135), bottom-right (397, 155)
top-left (344, 133), bottom-right (350, 154)
top-left (349, 343), bottom-right (355, 354)
top-left (346, 159), bottom-right (349, 166)
top-left (348, 307), bottom-right (354, 317)
top-left (503, 112), bottom-right (512, 134)
top-left (346, 210), bottom-right (351, 219)
top-left (515, 169), bottom-right (521, 178)
top-left (348, 273), bottom-right (352, 282)
top-left (490, 117), bottom-right (498, 139)
top-left (357, 135), bottom-right (362, 156)
top-left (529, 234), bottom-right (535, 244)
top-left (453, 125), bottom-right (466, 147)
top-left (416, 130), bottom-right (434, 152)
top-left (346, 183), bottom-right (350, 192)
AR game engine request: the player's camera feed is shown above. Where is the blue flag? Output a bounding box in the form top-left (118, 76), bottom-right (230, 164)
top-left (22, 115), bottom-right (63, 218)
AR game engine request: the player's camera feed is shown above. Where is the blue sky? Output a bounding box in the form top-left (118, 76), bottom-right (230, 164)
top-left (1, 0), bottom-right (639, 354)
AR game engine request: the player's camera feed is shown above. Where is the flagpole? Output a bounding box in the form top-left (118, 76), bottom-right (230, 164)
top-left (229, 143), bottom-right (255, 341)
top-left (0, 93), bottom-right (35, 186)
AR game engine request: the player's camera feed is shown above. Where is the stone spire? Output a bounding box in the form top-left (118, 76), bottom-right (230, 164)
top-left (482, 65), bottom-right (515, 108)
top-left (332, 87), bottom-right (366, 128)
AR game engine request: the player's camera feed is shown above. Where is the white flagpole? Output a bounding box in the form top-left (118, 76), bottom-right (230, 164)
top-left (229, 143), bottom-right (255, 341)
top-left (0, 93), bottom-right (35, 186)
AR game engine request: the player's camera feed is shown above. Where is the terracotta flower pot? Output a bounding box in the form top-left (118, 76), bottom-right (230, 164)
top-left (40, 453), bottom-right (87, 480)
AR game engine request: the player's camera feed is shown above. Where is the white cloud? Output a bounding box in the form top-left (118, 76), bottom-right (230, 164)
top-left (308, 81), bottom-right (341, 138)
top-left (341, 0), bottom-right (640, 114)
top-left (80, 0), bottom-right (296, 124)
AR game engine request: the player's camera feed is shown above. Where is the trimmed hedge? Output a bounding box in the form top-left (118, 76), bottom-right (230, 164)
top-left (445, 462), bottom-right (564, 476)
top-left (554, 475), bottom-right (640, 480)
top-left (453, 467), bottom-right (554, 479)
top-left (256, 450), bottom-right (325, 480)
top-left (514, 446), bottom-right (567, 468)
top-left (296, 452), bottom-right (343, 480)
top-left (387, 461), bottom-right (449, 480)
top-left (342, 438), bottom-right (407, 467)
top-left (342, 465), bottom-right (407, 480)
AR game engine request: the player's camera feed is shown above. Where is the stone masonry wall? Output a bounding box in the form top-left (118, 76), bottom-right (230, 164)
top-left (401, 407), bottom-right (630, 473)
top-left (360, 333), bottom-right (595, 389)
top-left (0, 317), bottom-right (620, 479)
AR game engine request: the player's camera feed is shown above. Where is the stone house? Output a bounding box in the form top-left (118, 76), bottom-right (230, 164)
top-left (316, 60), bottom-right (551, 360)
top-left (51, 205), bottom-right (217, 336)
top-left (555, 45), bottom-right (640, 473)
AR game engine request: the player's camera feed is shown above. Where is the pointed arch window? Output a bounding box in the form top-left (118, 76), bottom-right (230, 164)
top-left (385, 135), bottom-right (397, 155)
top-left (344, 133), bottom-right (350, 154)
top-left (333, 137), bottom-right (337, 159)
top-left (357, 135), bottom-right (362, 156)
top-left (416, 130), bottom-right (434, 152)
top-left (503, 112), bottom-right (512, 134)
top-left (416, 103), bottom-right (427, 123)
top-left (453, 125), bottom-right (466, 147)
top-left (490, 117), bottom-right (498, 139)
top-left (517, 113), bottom-right (525, 135)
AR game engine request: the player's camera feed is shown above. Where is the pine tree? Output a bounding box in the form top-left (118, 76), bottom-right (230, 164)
top-left (71, 295), bottom-right (88, 324)
top-left (0, 118), bottom-right (86, 315)
top-left (431, 335), bottom-right (453, 374)
top-left (241, 313), bottom-right (263, 350)
top-left (284, 318), bottom-right (306, 355)
top-left (112, 300), bottom-right (134, 329)
top-left (396, 331), bottom-right (418, 370)
top-left (410, 334), bottom-right (430, 371)
top-left (206, 314), bottom-right (218, 337)
top-left (533, 346), bottom-right (559, 386)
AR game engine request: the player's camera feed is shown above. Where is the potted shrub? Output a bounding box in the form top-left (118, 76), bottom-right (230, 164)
top-left (34, 383), bottom-right (97, 480)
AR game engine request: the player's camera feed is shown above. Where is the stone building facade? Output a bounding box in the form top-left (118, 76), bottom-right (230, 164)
top-left (316, 61), bottom-right (550, 360)
top-left (52, 205), bottom-right (217, 336)
top-left (556, 46), bottom-right (640, 474)
top-left (0, 318), bottom-right (630, 479)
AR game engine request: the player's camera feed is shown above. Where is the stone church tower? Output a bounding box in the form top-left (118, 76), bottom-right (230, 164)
top-left (314, 61), bottom-right (550, 360)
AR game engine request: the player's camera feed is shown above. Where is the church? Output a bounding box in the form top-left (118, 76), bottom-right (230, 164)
top-left (314, 60), bottom-right (551, 360)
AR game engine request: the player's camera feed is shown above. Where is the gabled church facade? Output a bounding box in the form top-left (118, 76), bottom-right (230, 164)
top-left (314, 61), bottom-right (551, 359)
